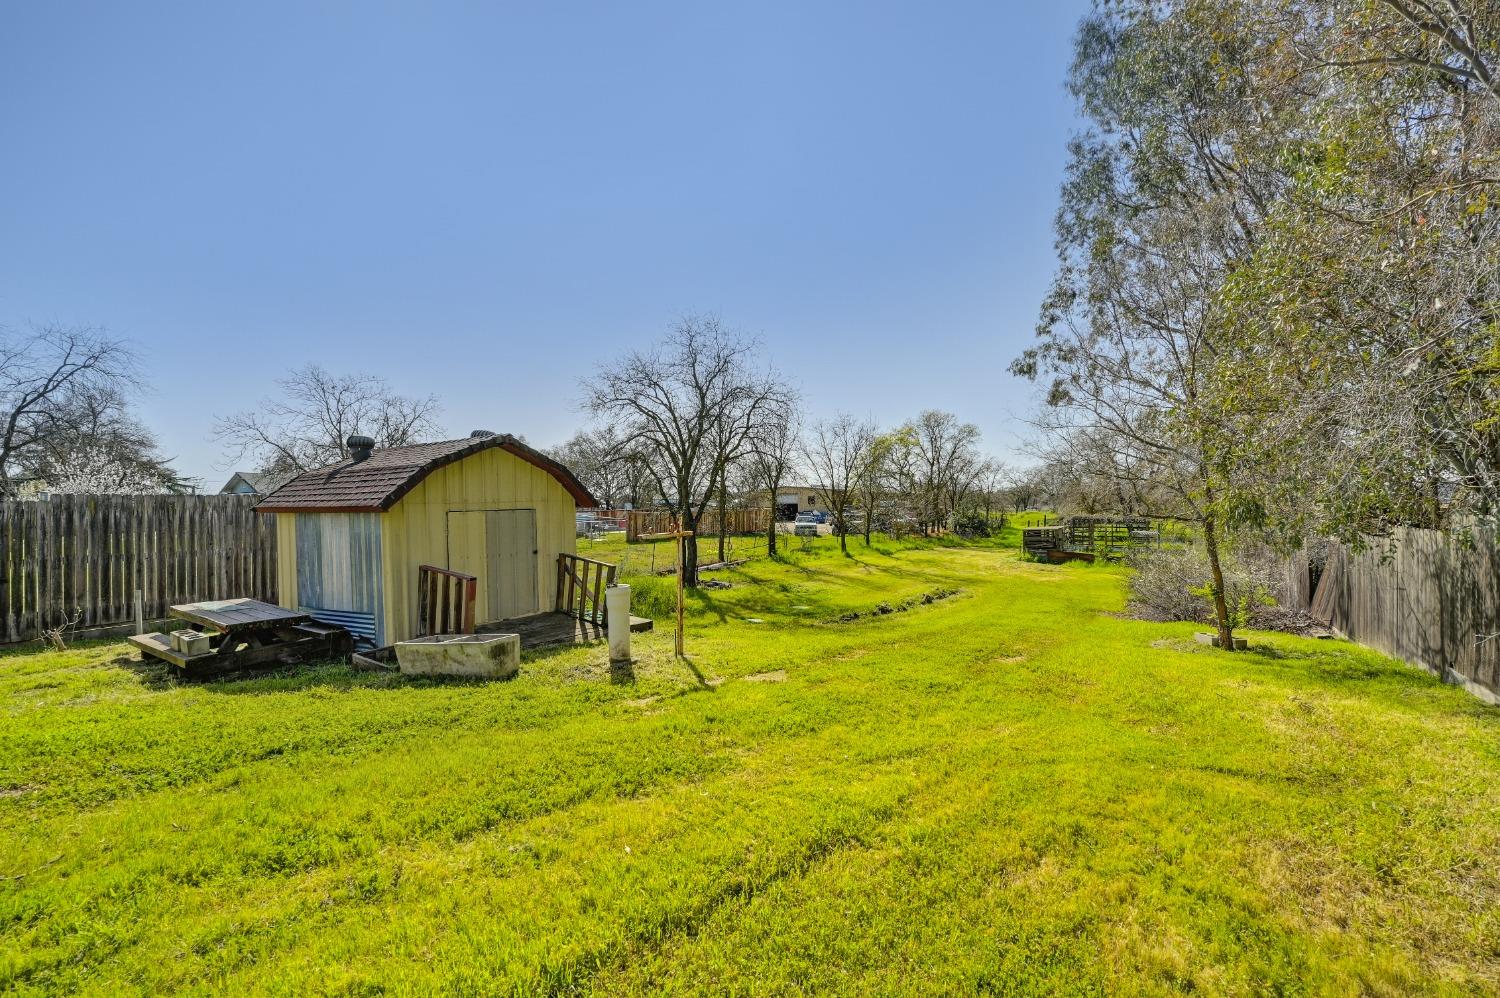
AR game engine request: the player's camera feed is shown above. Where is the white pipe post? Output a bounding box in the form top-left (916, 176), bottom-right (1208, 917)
top-left (606, 583), bottom-right (632, 663)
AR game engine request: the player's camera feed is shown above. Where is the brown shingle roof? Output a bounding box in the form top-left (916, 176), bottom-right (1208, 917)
top-left (255, 435), bottom-right (597, 512)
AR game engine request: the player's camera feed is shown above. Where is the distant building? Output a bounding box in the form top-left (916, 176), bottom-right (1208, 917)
top-left (763, 485), bottom-right (828, 521)
top-left (218, 471), bottom-right (292, 496)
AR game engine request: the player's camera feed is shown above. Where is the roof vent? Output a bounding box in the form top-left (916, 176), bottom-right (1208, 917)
top-left (346, 434), bottom-right (376, 462)
top-left (469, 429), bottom-right (496, 438)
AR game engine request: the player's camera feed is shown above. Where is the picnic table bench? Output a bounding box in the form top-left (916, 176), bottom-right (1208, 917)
top-left (128, 598), bottom-right (353, 676)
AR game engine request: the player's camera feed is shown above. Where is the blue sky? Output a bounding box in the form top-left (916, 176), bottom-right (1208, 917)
top-left (1, 2), bottom-right (1090, 486)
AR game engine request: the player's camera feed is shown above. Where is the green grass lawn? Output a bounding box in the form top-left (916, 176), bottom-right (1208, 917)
top-left (2, 536), bottom-right (1497, 994)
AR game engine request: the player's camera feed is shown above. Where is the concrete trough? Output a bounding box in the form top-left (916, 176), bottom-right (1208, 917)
top-left (395, 633), bottom-right (520, 679)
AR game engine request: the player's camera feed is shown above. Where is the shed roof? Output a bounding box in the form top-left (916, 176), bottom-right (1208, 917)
top-left (255, 435), bottom-right (597, 512)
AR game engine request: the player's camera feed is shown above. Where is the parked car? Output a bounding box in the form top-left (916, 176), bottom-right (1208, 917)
top-left (793, 520), bottom-right (819, 537)
top-left (575, 512), bottom-right (599, 536)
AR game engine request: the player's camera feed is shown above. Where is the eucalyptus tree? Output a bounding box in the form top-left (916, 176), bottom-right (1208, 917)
top-left (1014, 1), bottom-right (1292, 648)
top-left (1219, 0), bottom-right (1500, 529)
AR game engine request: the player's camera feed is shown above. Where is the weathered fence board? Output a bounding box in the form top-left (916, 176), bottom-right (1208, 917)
top-left (625, 508), bottom-right (770, 542)
top-left (1291, 525), bottom-right (1499, 704)
top-left (0, 494), bottom-right (278, 644)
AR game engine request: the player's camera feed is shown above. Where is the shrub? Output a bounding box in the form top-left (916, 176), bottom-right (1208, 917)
top-left (953, 513), bottom-right (992, 538)
top-left (1125, 543), bottom-right (1292, 630)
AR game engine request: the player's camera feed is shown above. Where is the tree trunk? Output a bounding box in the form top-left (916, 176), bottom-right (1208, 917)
top-left (863, 499), bottom-right (872, 545)
top-left (716, 473), bottom-right (728, 564)
top-left (1202, 513), bottom-right (1235, 650)
top-left (766, 488), bottom-right (778, 556)
top-left (839, 512), bottom-right (848, 554)
top-left (682, 516), bottom-right (700, 587)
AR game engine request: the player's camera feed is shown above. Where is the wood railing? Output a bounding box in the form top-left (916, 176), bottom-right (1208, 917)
top-left (555, 553), bottom-right (617, 625)
top-left (417, 564), bottom-right (476, 637)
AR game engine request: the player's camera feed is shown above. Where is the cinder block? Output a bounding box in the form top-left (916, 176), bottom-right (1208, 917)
top-left (1194, 631), bottom-right (1247, 650)
top-left (170, 629), bottom-right (211, 656)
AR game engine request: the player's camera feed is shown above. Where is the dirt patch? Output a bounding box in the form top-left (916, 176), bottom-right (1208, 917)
top-left (624, 696), bottom-right (660, 708)
top-left (744, 670), bottom-right (787, 683)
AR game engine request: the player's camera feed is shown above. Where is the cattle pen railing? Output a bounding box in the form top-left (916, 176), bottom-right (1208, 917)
top-left (0, 494), bottom-right (279, 644)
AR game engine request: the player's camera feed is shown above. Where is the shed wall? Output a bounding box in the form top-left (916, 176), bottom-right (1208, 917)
top-left (274, 514), bottom-right (297, 611)
top-left (380, 448), bottom-right (576, 643)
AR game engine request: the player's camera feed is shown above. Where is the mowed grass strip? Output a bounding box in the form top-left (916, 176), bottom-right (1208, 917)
top-left (1, 537), bottom-right (1497, 994)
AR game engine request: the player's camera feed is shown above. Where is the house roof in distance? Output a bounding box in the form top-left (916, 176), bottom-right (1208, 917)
top-left (219, 470), bottom-right (294, 495)
top-left (255, 434), bottom-right (597, 512)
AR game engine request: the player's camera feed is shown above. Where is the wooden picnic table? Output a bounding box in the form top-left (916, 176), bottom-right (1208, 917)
top-left (168, 598), bottom-right (310, 634)
top-left (128, 598), bottom-right (352, 676)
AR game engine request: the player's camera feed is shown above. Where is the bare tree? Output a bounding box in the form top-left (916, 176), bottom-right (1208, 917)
top-left (903, 410), bottom-right (982, 534)
top-left (549, 426), bottom-right (644, 509)
top-left (854, 430), bottom-right (901, 545)
top-left (214, 365), bottom-right (441, 474)
top-left (745, 398), bottom-right (802, 557)
top-left (30, 386), bottom-right (190, 494)
top-left (0, 324), bottom-right (143, 497)
top-left (804, 414), bottom-right (878, 554)
top-left (583, 315), bottom-right (785, 585)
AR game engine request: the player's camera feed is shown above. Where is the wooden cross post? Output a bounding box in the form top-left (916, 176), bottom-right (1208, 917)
top-left (640, 522), bottom-right (695, 657)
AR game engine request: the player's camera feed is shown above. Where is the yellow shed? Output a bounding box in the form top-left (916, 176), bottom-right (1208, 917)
top-left (255, 433), bottom-right (596, 646)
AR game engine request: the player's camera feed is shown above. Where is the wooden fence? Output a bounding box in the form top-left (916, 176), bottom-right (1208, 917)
top-left (625, 508), bottom-right (770, 542)
top-left (0, 494), bottom-right (278, 644)
top-left (1287, 525), bottom-right (1499, 704)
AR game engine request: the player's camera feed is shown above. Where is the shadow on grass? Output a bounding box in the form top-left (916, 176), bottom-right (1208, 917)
top-left (678, 655), bottom-right (718, 691)
top-left (1224, 637), bottom-right (1500, 718)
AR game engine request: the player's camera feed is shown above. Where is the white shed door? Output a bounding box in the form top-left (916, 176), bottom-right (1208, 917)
top-left (446, 509), bottom-right (538, 622)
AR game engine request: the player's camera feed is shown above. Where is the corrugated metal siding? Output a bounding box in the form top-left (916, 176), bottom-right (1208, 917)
top-left (299, 607), bottom-right (378, 644)
top-left (294, 512), bottom-right (385, 644)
